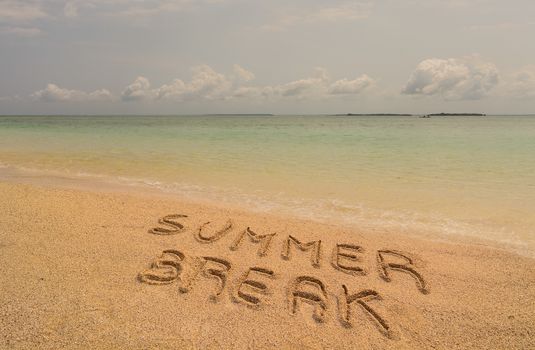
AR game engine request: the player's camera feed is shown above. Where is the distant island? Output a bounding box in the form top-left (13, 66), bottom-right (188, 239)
top-left (332, 113), bottom-right (487, 117)
top-left (332, 113), bottom-right (414, 116)
top-left (427, 113), bottom-right (486, 116)
top-left (202, 114), bottom-right (274, 116)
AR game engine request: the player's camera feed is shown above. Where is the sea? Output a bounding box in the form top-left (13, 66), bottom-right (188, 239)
top-left (1, 114), bottom-right (534, 255)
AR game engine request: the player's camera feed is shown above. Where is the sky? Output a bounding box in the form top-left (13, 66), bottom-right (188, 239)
top-left (0, 0), bottom-right (534, 115)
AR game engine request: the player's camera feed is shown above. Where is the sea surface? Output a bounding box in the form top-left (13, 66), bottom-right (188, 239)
top-left (1, 115), bottom-right (534, 255)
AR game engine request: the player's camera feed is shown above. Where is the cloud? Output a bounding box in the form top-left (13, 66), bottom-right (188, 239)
top-left (63, 1), bottom-right (80, 18)
top-left (0, 1), bottom-right (47, 22)
top-left (32, 84), bottom-right (114, 102)
top-left (63, 0), bottom-right (227, 19)
top-left (181, 64), bottom-right (231, 100)
top-left (263, 1), bottom-right (372, 31)
top-left (278, 78), bottom-right (321, 97)
top-left (233, 64), bottom-right (255, 82)
top-left (121, 76), bottom-right (154, 101)
top-left (113, 1), bottom-right (189, 18)
top-left (0, 26), bottom-right (42, 36)
top-left (125, 65), bottom-right (232, 101)
top-left (232, 67), bottom-right (373, 99)
top-left (231, 67), bottom-right (330, 99)
top-left (154, 78), bottom-right (186, 100)
top-left (404, 0), bottom-right (489, 9)
top-left (120, 65), bottom-right (375, 103)
top-left (505, 66), bottom-right (535, 99)
top-left (305, 2), bottom-right (372, 22)
top-left (232, 86), bottom-right (275, 99)
top-left (122, 66), bottom-right (232, 102)
top-left (274, 67), bottom-right (328, 97)
top-left (328, 74), bottom-right (374, 95)
top-left (0, 94), bottom-right (21, 102)
top-left (13, 65), bottom-right (375, 105)
top-left (466, 21), bottom-right (535, 31)
top-left (402, 56), bottom-right (499, 100)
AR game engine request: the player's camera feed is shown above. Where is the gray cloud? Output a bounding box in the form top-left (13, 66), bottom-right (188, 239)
top-left (0, 94), bottom-right (20, 101)
top-left (60, 0), bottom-right (230, 19)
top-left (263, 1), bottom-right (372, 31)
top-left (232, 86), bottom-right (275, 99)
top-left (0, 1), bottom-right (47, 22)
top-left (402, 56), bottom-right (499, 100)
top-left (63, 1), bottom-right (81, 18)
top-left (0, 25), bottom-right (41, 36)
top-left (505, 66), bottom-right (535, 99)
top-left (108, 0), bottom-right (191, 18)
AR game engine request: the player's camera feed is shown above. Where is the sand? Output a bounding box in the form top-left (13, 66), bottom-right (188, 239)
top-left (1, 181), bottom-right (534, 349)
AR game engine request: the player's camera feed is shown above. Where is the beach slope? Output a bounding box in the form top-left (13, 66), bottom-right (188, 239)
top-left (1, 182), bottom-right (534, 349)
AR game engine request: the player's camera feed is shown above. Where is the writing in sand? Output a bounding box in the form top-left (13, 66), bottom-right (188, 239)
top-left (138, 214), bottom-right (430, 338)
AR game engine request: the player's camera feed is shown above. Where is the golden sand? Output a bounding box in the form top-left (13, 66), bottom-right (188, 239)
top-left (1, 181), bottom-right (534, 349)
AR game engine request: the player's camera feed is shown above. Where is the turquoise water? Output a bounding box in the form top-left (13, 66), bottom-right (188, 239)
top-left (1, 115), bottom-right (535, 253)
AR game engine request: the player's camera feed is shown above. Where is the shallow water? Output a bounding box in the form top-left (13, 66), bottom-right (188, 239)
top-left (1, 115), bottom-right (534, 254)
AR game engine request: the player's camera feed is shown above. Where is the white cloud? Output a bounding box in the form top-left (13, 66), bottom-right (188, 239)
top-left (233, 64), bottom-right (255, 82)
top-left (278, 78), bottom-right (320, 97)
top-left (0, 1), bottom-right (47, 22)
top-left (183, 64), bottom-right (231, 99)
top-left (232, 67), bottom-right (373, 99)
top-left (0, 26), bottom-right (41, 36)
top-left (123, 65), bottom-right (232, 102)
top-left (402, 56), bottom-right (499, 100)
top-left (15, 65), bottom-right (375, 105)
top-left (120, 65), bottom-right (374, 103)
top-left (121, 76), bottom-right (154, 101)
top-left (276, 68), bottom-right (328, 97)
top-left (328, 74), bottom-right (374, 95)
top-left (155, 78), bottom-right (187, 100)
top-left (156, 65), bottom-right (231, 101)
top-left (32, 84), bottom-right (114, 102)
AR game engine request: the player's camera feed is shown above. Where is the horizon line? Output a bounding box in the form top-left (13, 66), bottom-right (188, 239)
top-left (1, 113), bottom-right (535, 117)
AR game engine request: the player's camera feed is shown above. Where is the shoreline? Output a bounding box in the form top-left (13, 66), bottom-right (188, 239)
top-left (1, 162), bottom-right (533, 259)
top-left (2, 114), bottom-right (535, 263)
top-left (1, 180), bottom-right (534, 348)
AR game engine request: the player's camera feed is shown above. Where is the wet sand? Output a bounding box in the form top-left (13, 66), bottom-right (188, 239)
top-left (1, 181), bottom-right (534, 349)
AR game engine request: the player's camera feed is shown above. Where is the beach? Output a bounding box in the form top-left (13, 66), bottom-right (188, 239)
top-left (3, 0), bottom-right (535, 347)
top-left (1, 180), bottom-right (534, 349)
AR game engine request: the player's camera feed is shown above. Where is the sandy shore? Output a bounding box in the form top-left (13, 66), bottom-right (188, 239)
top-left (1, 181), bottom-right (534, 349)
